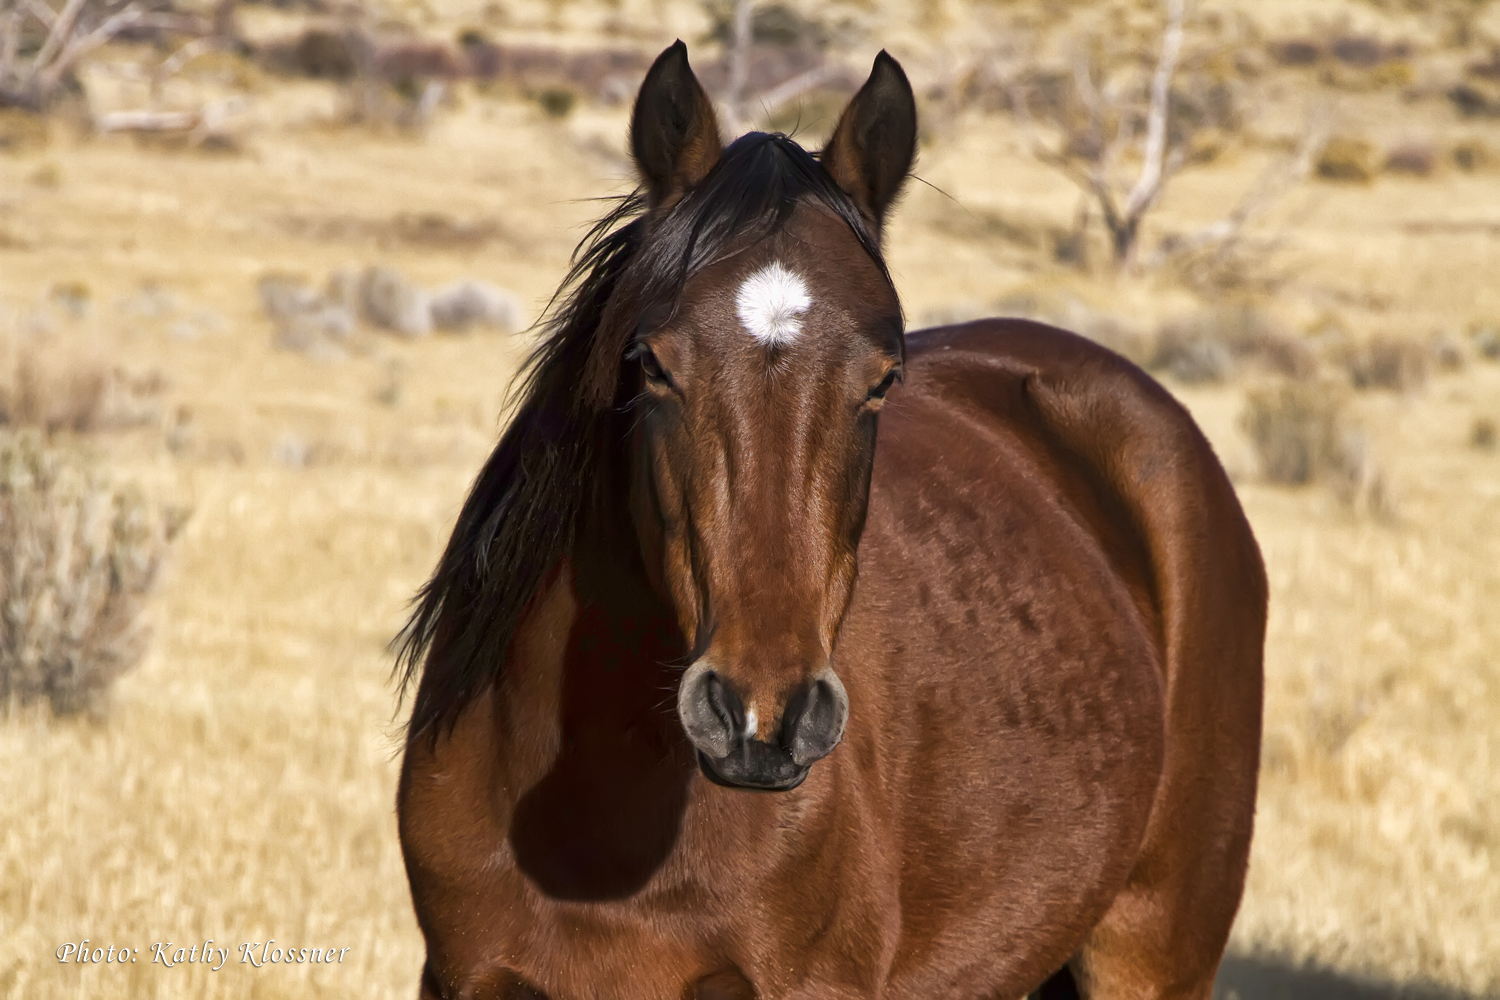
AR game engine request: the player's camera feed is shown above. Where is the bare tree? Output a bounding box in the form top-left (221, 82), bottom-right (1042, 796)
top-left (724, 0), bottom-right (753, 132)
top-left (1002, 0), bottom-right (1326, 277)
top-left (1016, 0), bottom-right (1186, 268)
top-left (0, 0), bottom-right (143, 110)
top-left (716, 0), bottom-right (851, 136)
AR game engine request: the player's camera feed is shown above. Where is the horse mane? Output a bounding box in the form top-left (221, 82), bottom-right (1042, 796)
top-left (393, 131), bottom-right (892, 743)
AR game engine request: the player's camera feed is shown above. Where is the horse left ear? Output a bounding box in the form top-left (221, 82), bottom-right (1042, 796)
top-left (630, 41), bottom-right (723, 208)
top-left (821, 51), bottom-right (918, 232)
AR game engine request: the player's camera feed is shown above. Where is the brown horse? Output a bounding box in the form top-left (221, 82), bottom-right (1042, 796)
top-left (394, 42), bottom-right (1266, 1000)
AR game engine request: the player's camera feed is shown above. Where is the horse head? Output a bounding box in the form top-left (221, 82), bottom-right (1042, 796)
top-left (624, 43), bottom-right (917, 790)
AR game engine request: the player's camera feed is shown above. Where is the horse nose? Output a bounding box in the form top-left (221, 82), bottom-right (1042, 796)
top-left (677, 662), bottom-right (747, 759)
top-left (677, 662), bottom-right (849, 769)
top-left (782, 668), bottom-right (848, 766)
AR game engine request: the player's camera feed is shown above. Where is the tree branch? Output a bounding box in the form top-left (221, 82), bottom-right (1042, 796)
top-left (0, 8), bottom-right (19, 79)
top-left (1035, 144), bottom-right (1123, 231)
top-left (151, 34), bottom-right (218, 99)
top-left (96, 107), bottom-right (198, 131)
top-left (27, 0), bottom-right (85, 77)
top-left (35, 3), bottom-right (140, 93)
top-left (725, 0), bottom-right (752, 130)
top-left (751, 63), bottom-right (843, 120)
top-left (1122, 0), bottom-right (1184, 223)
top-left (22, 0), bottom-right (56, 30)
top-left (96, 95), bottom-right (245, 142)
top-left (1146, 111), bottom-right (1329, 267)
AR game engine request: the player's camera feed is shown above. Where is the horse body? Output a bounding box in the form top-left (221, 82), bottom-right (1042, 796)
top-left (400, 317), bottom-right (1263, 1000)
top-left (397, 41), bottom-right (1265, 1000)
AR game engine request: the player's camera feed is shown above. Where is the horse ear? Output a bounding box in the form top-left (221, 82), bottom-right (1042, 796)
top-left (630, 41), bottom-right (723, 208)
top-left (821, 51), bottom-right (917, 231)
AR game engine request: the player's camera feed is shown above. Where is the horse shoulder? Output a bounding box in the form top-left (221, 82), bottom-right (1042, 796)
top-left (911, 319), bottom-right (1267, 730)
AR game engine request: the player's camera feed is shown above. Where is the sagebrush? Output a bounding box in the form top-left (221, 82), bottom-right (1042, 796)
top-left (1239, 379), bottom-right (1392, 516)
top-left (0, 431), bottom-right (171, 715)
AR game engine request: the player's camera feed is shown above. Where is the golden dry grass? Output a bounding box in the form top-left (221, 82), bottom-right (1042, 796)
top-left (2, 0), bottom-right (1499, 996)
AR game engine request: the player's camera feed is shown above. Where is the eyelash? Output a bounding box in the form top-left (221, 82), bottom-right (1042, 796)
top-left (868, 368), bottom-right (901, 402)
top-left (628, 343), bottom-right (672, 387)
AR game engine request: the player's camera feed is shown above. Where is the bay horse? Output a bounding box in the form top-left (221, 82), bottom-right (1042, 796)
top-left (395, 41), bottom-right (1266, 1000)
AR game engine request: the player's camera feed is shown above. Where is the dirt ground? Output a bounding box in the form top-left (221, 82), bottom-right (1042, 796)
top-left (2, 0), bottom-right (1498, 997)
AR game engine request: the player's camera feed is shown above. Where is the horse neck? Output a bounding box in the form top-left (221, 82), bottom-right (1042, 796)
top-left (556, 421), bottom-right (688, 733)
top-left (570, 417), bottom-right (665, 615)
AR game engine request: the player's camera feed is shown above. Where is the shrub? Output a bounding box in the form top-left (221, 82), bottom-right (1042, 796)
top-left (535, 87), bottom-right (576, 118)
top-left (1152, 307), bottom-right (1316, 384)
top-left (1453, 140), bottom-right (1496, 172)
top-left (1448, 83), bottom-right (1500, 118)
top-left (1240, 380), bottom-right (1345, 485)
top-left (1240, 380), bottom-right (1392, 516)
top-left (1468, 52), bottom-right (1500, 81)
top-left (703, 2), bottom-right (828, 49)
top-left (1473, 418), bottom-right (1497, 451)
top-left (1152, 331), bottom-right (1234, 383)
top-left (0, 431), bottom-right (173, 715)
top-left (0, 352), bottom-right (110, 433)
top-left (1268, 39), bottom-right (1323, 66)
top-left (1340, 335), bottom-right (1431, 392)
top-left (1330, 35), bottom-right (1405, 68)
top-left (271, 29), bottom-right (359, 80)
top-left (1472, 321), bottom-right (1500, 359)
top-left (1317, 137), bottom-right (1377, 183)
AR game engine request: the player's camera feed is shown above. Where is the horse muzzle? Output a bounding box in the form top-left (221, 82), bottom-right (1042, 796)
top-left (677, 661), bottom-right (848, 791)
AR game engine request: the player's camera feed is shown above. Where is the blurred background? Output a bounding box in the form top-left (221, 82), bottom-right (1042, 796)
top-left (0, 0), bottom-right (1496, 996)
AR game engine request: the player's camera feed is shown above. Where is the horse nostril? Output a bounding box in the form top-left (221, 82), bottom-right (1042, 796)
top-left (783, 670), bottom-right (849, 766)
top-left (678, 663), bottom-right (746, 759)
top-left (703, 672), bottom-right (745, 735)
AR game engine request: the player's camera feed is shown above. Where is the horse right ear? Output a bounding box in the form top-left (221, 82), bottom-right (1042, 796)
top-left (630, 41), bottom-right (723, 209)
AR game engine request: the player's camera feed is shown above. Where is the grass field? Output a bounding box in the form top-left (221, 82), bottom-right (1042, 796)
top-left (2, 0), bottom-right (1499, 996)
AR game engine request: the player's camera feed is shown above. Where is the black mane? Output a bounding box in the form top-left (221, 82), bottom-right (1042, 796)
top-left (393, 132), bottom-right (893, 742)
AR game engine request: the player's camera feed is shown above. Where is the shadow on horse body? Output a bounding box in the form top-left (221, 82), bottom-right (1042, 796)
top-left (395, 41), bottom-right (1267, 1000)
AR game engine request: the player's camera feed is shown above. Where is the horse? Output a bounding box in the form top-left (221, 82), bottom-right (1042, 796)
top-left (394, 41), bottom-right (1266, 1000)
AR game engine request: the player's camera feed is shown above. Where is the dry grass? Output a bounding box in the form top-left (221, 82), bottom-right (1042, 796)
top-left (0, 465), bottom-right (444, 999)
top-left (1223, 372), bottom-right (1500, 990)
top-left (1, 0), bottom-right (1499, 996)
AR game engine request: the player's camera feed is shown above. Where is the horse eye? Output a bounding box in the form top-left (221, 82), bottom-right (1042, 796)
top-left (635, 346), bottom-right (669, 384)
top-left (868, 368), bottom-right (901, 401)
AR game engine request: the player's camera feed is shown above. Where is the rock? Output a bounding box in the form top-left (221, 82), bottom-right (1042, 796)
top-left (360, 266), bottom-right (431, 338)
top-left (429, 279), bottom-right (522, 332)
top-left (257, 274), bottom-right (321, 319)
top-left (325, 267), bottom-right (363, 313)
top-left (260, 272), bottom-right (356, 358)
top-left (272, 433), bottom-right (311, 468)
